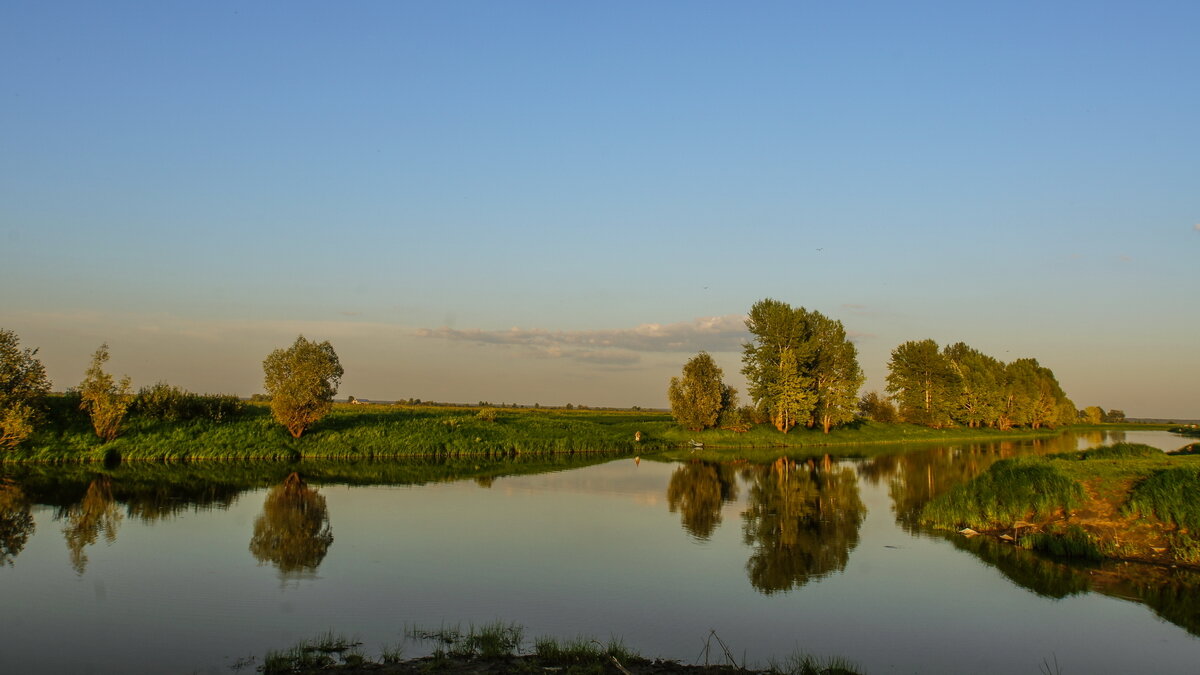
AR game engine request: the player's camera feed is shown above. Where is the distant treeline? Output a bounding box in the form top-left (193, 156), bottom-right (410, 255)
top-left (871, 339), bottom-right (1077, 430)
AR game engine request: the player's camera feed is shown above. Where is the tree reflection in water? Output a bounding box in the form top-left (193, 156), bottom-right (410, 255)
top-left (0, 479), bottom-right (35, 567)
top-left (249, 473), bottom-right (333, 577)
top-left (666, 461), bottom-right (738, 540)
top-left (59, 477), bottom-right (122, 574)
top-left (741, 457), bottom-right (864, 594)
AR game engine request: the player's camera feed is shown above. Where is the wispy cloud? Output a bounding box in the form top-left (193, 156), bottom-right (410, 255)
top-left (414, 315), bottom-right (750, 365)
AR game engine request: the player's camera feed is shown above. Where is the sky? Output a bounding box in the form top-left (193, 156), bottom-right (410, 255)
top-left (2, 1), bottom-right (1197, 417)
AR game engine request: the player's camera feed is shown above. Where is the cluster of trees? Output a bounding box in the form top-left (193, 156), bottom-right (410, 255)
top-left (1079, 406), bottom-right (1126, 424)
top-left (883, 340), bottom-right (1076, 429)
top-left (0, 328), bottom-right (347, 449)
top-left (668, 299), bottom-right (863, 434)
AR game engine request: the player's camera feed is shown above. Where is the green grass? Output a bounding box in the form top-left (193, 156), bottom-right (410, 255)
top-left (5, 395), bottom-right (1122, 464)
top-left (920, 456), bottom-right (1085, 530)
top-left (261, 631), bottom-right (362, 675)
top-left (256, 622), bottom-right (863, 674)
top-left (1126, 466), bottom-right (1200, 531)
top-left (1019, 525), bottom-right (1104, 561)
top-left (1068, 442), bottom-right (1165, 461)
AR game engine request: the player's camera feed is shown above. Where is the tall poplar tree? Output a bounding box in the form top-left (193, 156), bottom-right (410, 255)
top-left (885, 339), bottom-right (959, 428)
top-left (809, 313), bottom-right (864, 433)
top-left (742, 299), bottom-right (814, 433)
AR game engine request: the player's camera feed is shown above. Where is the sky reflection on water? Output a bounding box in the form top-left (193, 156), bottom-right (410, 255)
top-left (0, 430), bottom-right (1197, 674)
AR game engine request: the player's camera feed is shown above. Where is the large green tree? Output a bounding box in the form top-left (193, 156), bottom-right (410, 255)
top-left (79, 344), bottom-right (133, 442)
top-left (742, 299), bottom-right (814, 433)
top-left (742, 300), bottom-right (863, 434)
top-left (0, 329), bottom-right (51, 449)
top-left (668, 352), bottom-right (733, 431)
top-left (809, 313), bottom-right (864, 433)
top-left (263, 336), bottom-right (344, 438)
top-left (885, 339), bottom-right (959, 428)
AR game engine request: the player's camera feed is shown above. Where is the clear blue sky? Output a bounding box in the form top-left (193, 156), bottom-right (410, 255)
top-left (2, 2), bottom-right (1197, 417)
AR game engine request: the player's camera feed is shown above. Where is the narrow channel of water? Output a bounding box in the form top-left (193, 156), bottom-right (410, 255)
top-left (0, 430), bottom-right (1195, 674)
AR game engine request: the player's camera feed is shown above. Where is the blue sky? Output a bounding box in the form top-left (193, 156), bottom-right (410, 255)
top-left (2, 2), bottom-right (1197, 417)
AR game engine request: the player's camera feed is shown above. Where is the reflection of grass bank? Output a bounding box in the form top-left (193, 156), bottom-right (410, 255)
top-left (919, 444), bottom-right (1200, 567)
top-left (255, 621), bottom-right (864, 675)
top-left (0, 453), bottom-right (629, 513)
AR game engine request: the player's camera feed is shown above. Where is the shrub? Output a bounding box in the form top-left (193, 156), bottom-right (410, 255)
top-left (921, 457), bottom-right (1084, 529)
top-left (1126, 467), bottom-right (1200, 530)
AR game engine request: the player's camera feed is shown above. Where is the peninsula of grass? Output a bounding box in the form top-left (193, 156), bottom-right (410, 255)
top-left (8, 395), bottom-right (1093, 464)
top-left (918, 443), bottom-right (1200, 567)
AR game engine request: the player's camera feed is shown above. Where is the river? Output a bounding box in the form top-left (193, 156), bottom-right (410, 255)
top-left (0, 429), bottom-right (1195, 674)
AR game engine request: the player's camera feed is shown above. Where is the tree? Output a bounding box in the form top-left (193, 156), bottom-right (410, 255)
top-left (1104, 409), bottom-right (1126, 423)
top-left (885, 339), bottom-right (959, 428)
top-left (262, 336), bottom-right (344, 438)
top-left (942, 342), bottom-right (1004, 428)
top-left (857, 391), bottom-right (898, 423)
top-left (808, 313), bottom-right (864, 433)
top-left (79, 344), bottom-right (133, 441)
top-left (1082, 406), bottom-right (1105, 425)
top-left (0, 329), bottom-right (51, 449)
top-left (768, 348), bottom-right (815, 433)
top-left (668, 352), bottom-right (731, 431)
top-left (742, 299), bottom-right (816, 433)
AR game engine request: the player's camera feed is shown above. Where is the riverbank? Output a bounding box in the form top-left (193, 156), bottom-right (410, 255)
top-left (920, 443), bottom-right (1200, 568)
top-left (9, 396), bottom-right (1162, 463)
top-left (251, 623), bottom-right (864, 675)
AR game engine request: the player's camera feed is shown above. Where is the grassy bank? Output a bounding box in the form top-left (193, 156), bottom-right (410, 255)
top-left (919, 443), bottom-right (1200, 567)
top-left (251, 621), bottom-right (864, 675)
top-left (6, 395), bottom-right (1109, 463)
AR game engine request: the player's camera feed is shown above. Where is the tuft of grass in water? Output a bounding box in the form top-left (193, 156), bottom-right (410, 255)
top-left (1019, 525), bottom-right (1104, 561)
top-left (378, 643), bottom-right (403, 664)
top-left (768, 651), bottom-right (864, 675)
top-left (920, 456), bottom-right (1084, 530)
top-left (260, 631), bottom-right (361, 675)
top-left (534, 635), bottom-right (640, 666)
top-left (1125, 466), bottom-right (1200, 530)
top-left (407, 620), bottom-right (524, 660)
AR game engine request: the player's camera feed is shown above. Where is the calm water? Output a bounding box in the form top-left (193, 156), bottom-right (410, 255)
top-left (1, 430), bottom-right (1197, 674)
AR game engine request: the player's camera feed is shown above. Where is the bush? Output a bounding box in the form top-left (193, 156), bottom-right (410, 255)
top-left (921, 457), bottom-right (1084, 529)
top-left (476, 407), bottom-right (498, 422)
top-left (133, 382), bottom-right (244, 423)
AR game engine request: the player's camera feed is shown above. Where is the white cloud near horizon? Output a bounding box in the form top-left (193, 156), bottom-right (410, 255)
top-left (415, 315), bottom-right (751, 365)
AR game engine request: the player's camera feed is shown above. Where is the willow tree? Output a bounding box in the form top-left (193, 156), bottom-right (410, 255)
top-left (668, 351), bottom-right (733, 431)
top-left (79, 344), bottom-right (133, 441)
top-left (262, 336), bottom-right (344, 438)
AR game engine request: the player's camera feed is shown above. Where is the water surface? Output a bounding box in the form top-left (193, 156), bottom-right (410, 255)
top-left (1, 430), bottom-right (1196, 674)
